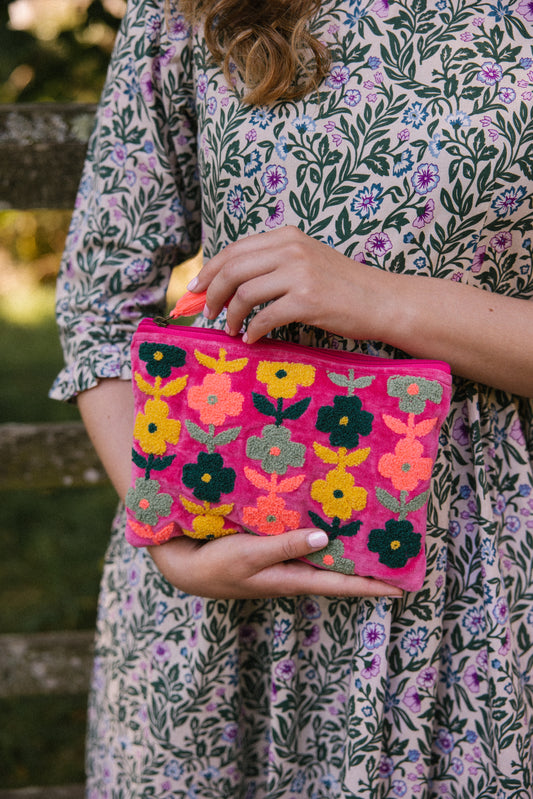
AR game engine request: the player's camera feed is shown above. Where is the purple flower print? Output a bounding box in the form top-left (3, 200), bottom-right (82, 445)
top-left (197, 73), bottom-right (208, 100)
top-left (299, 598), bottom-right (321, 619)
top-left (361, 621), bottom-right (386, 649)
top-left (265, 199), bottom-right (285, 229)
top-left (245, 129), bottom-right (257, 143)
top-left (365, 231), bottom-right (393, 256)
top-left (471, 245), bottom-right (486, 273)
top-left (499, 87), bottom-right (516, 103)
top-left (350, 183), bottom-right (384, 218)
top-left (344, 88), bottom-right (362, 107)
top-left (412, 198), bottom-right (435, 228)
top-left (140, 73), bottom-right (154, 101)
top-left (464, 664), bottom-right (482, 693)
top-left (411, 163), bottom-right (440, 195)
top-left (153, 641), bottom-right (171, 663)
top-left (403, 686), bottom-right (421, 712)
top-left (303, 624), bottom-right (320, 646)
top-left (261, 165), bottom-right (288, 195)
top-left (492, 597), bottom-right (509, 624)
top-left (379, 756), bottom-right (395, 778)
top-left (362, 653), bottom-right (381, 678)
top-left (275, 658), bottom-right (296, 681)
top-left (110, 142), bottom-right (127, 167)
top-left (417, 667), bottom-right (437, 688)
top-left (491, 186), bottom-right (526, 217)
top-left (517, 0), bottom-right (533, 18)
top-left (167, 12), bottom-right (189, 40)
top-left (392, 780), bottom-right (407, 797)
top-left (206, 97), bottom-right (217, 115)
top-left (222, 722), bottom-right (239, 743)
top-left (326, 64), bottom-right (351, 89)
top-left (227, 185), bottom-right (246, 218)
top-left (436, 729), bottom-right (455, 754)
top-left (477, 61), bottom-right (503, 85)
top-left (489, 231), bottom-right (512, 252)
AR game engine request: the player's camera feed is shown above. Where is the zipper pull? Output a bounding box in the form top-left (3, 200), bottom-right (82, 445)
top-left (153, 314), bottom-right (171, 327)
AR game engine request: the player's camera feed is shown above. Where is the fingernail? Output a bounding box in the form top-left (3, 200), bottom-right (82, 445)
top-left (224, 322), bottom-right (233, 336)
top-left (242, 331), bottom-right (248, 344)
top-left (187, 276), bottom-right (199, 291)
top-left (202, 304), bottom-right (212, 318)
top-left (307, 530), bottom-right (329, 549)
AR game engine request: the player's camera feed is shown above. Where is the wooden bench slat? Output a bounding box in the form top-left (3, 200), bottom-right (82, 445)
top-left (0, 630), bottom-right (94, 698)
top-left (0, 421), bottom-right (109, 491)
top-left (0, 103), bottom-right (96, 210)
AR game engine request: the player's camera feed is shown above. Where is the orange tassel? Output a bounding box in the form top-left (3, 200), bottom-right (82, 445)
top-left (169, 290), bottom-right (208, 318)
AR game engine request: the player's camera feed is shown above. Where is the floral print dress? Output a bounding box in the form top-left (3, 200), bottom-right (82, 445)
top-left (51, 0), bottom-right (533, 796)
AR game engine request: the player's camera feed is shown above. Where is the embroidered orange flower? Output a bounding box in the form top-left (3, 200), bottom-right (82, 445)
top-left (256, 361), bottom-right (315, 399)
top-left (310, 468), bottom-right (367, 520)
top-left (243, 494), bottom-right (301, 535)
top-left (378, 438), bottom-right (433, 492)
top-left (187, 372), bottom-right (244, 426)
top-left (134, 398), bottom-right (181, 455)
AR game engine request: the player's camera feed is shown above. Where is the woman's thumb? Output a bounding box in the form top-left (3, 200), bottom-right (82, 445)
top-left (250, 528), bottom-right (329, 568)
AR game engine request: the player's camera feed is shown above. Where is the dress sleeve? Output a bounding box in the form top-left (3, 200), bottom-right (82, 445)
top-left (50, 0), bottom-right (201, 402)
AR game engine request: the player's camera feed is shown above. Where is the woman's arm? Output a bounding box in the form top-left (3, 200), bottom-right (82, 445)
top-left (77, 378), bottom-right (402, 599)
top-left (196, 226), bottom-right (533, 398)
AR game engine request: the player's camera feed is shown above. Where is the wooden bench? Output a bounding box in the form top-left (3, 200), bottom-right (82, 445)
top-left (0, 102), bottom-right (99, 799)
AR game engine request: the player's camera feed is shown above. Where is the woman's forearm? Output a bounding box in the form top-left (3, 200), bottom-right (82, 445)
top-left (77, 379), bottom-right (135, 502)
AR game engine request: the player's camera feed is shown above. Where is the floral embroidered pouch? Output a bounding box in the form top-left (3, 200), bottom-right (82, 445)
top-left (125, 315), bottom-right (452, 591)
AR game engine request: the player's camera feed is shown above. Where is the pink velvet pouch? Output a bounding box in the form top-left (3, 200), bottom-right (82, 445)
top-left (125, 313), bottom-right (452, 591)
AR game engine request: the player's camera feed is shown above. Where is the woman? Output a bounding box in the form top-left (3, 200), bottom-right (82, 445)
top-left (52, 0), bottom-right (533, 795)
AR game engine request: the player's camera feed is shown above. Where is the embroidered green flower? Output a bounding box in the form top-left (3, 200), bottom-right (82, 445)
top-left (316, 395), bottom-right (373, 448)
top-left (387, 376), bottom-right (443, 414)
top-left (305, 538), bottom-right (355, 575)
top-left (368, 519), bottom-right (422, 568)
top-left (182, 452), bottom-right (236, 502)
top-left (246, 424), bottom-right (305, 474)
top-left (126, 477), bottom-right (173, 525)
top-left (139, 342), bottom-right (186, 378)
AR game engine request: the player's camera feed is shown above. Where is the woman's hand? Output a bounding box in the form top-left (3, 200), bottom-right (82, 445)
top-left (191, 226), bottom-right (394, 344)
top-left (148, 528), bottom-right (403, 599)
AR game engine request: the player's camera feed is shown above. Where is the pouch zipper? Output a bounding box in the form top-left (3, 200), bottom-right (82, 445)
top-left (138, 318), bottom-right (451, 375)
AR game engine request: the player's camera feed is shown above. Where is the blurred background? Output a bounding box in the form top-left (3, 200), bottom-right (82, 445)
top-left (0, 1), bottom-right (198, 789)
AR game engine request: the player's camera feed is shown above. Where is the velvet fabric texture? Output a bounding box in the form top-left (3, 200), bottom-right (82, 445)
top-left (125, 318), bottom-right (451, 590)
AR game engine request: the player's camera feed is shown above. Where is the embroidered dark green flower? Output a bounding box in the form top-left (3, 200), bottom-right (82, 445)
top-left (246, 424), bottom-right (305, 474)
top-left (305, 538), bottom-right (355, 575)
top-left (182, 452), bottom-right (236, 502)
top-left (125, 477), bottom-right (173, 525)
top-left (316, 395), bottom-right (373, 448)
top-left (368, 519), bottom-right (422, 568)
top-left (139, 342), bottom-right (186, 378)
top-left (387, 376), bottom-right (443, 414)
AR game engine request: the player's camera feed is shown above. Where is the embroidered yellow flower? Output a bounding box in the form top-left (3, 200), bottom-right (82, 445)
top-left (256, 361), bottom-right (315, 398)
top-left (134, 398), bottom-right (181, 455)
top-left (311, 468), bottom-right (367, 520)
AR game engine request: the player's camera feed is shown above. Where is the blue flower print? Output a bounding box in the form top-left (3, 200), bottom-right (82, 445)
top-left (446, 111), bottom-right (471, 129)
top-left (110, 142), bottom-right (127, 167)
top-left (521, 57), bottom-right (533, 68)
top-left (250, 107), bottom-right (275, 129)
top-left (462, 607), bottom-right (486, 635)
top-left (344, 88), bottom-right (361, 107)
top-left (344, 1), bottom-right (367, 25)
top-left (392, 149), bottom-right (414, 177)
top-left (411, 163), bottom-right (440, 195)
top-left (350, 183), bottom-right (384, 218)
top-left (206, 96), bottom-right (217, 115)
top-left (368, 56), bottom-right (381, 69)
top-left (465, 730), bottom-right (478, 743)
top-left (408, 749), bottom-right (420, 762)
top-left (499, 87), bottom-right (516, 103)
top-left (401, 626), bottom-right (429, 656)
top-left (261, 165), bottom-right (288, 195)
top-left (491, 186), bottom-right (527, 218)
top-left (326, 64), bottom-right (351, 89)
top-left (488, 0), bottom-right (512, 19)
top-left (436, 0), bottom-right (447, 8)
top-left (275, 136), bottom-right (289, 160)
top-left (404, 231), bottom-right (414, 243)
top-left (243, 149), bottom-right (262, 177)
top-left (477, 61), bottom-right (503, 85)
top-left (435, 729), bottom-right (454, 754)
top-left (293, 115), bottom-right (316, 133)
top-left (197, 73), bottom-right (208, 100)
top-left (392, 780), bottom-right (407, 797)
top-left (226, 185), bottom-right (246, 218)
top-left (428, 134), bottom-right (444, 157)
top-left (401, 101), bottom-right (429, 129)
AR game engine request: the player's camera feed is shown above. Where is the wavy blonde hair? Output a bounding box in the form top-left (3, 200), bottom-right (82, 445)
top-left (167, 0), bottom-right (330, 105)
